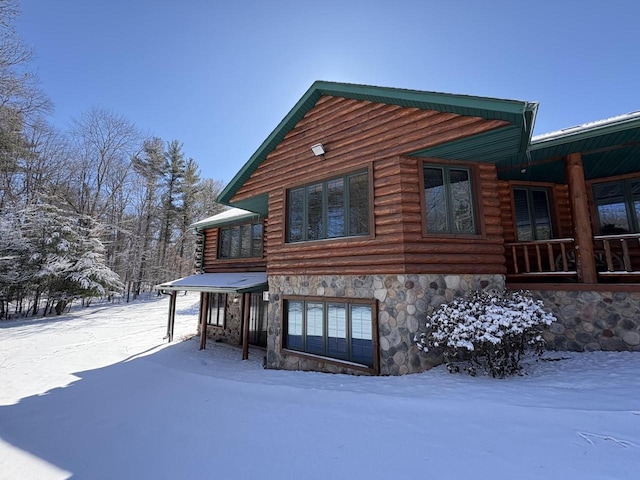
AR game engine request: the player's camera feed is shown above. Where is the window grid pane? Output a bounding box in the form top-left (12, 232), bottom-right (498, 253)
top-left (305, 302), bottom-right (324, 355)
top-left (424, 167), bottom-right (448, 233)
top-left (350, 305), bottom-right (373, 367)
top-left (240, 224), bottom-right (252, 257)
top-left (288, 188), bottom-right (304, 242)
top-left (348, 173), bottom-right (369, 236)
top-left (327, 304), bottom-right (347, 359)
top-left (229, 226), bottom-right (240, 257)
top-left (219, 228), bottom-right (230, 258)
top-left (449, 168), bottom-right (474, 234)
top-left (286, 301), bottom-right (303, 351)
top-left (531, 190), bottom-right (552, 240)
top-left (327, 178), bottom-right (345, 238)
top-left (513, 188), bottom-right (533, 241)
top-left (252, 224), bottom-right (263, 256)
top-left (306, 183), bottom-right (324, 241)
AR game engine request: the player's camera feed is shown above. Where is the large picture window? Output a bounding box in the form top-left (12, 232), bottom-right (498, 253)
top-left (593, 178), bottom-right (640, 234)
top-left (513, 187), bottom-right (553, 241)
top-left (423, 164), bottom-right (476, 235)
top-left (283, 298), bottom-right (375, 368)
top-left (218, 222), bottom-right (263, 259)
top-left (287, 171), bottom-right (369, 242)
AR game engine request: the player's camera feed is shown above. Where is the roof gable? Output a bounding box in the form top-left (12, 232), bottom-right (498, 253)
top-left (218, 81), bottom-right (538, 210)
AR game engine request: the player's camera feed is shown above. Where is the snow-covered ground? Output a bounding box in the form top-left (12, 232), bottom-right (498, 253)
top-left (1, 293), bottom-right (639, 480)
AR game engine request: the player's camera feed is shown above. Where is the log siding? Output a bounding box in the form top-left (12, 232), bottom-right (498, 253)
top-left (231, 95), bottom-right (511, 276)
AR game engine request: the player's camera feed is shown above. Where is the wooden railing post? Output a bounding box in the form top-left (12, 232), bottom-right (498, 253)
top-left (565, 153), bottom-right (597, 283)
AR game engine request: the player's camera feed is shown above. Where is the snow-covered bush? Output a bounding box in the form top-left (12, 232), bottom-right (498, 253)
top-left (416, 289), bottom-right (555, 378)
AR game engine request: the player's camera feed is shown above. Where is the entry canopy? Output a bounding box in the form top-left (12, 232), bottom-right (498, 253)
top-left (156, 272), bottom-right (267, 294)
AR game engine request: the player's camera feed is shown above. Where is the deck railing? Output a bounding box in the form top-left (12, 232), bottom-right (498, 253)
top-left (506, 233), bottom-right (640, 279)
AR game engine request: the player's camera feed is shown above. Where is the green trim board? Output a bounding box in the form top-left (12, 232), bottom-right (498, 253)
top-left (217, 81), bottom-right (538, 211)
top-left (409, 124), bottom-right (524, 162)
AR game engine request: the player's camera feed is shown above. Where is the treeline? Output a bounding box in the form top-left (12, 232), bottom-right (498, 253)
top-left (0, 1), bottom-right (225, 318)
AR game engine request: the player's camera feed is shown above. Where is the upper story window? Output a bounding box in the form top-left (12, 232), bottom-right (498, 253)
top-left (218, 222), bottom-right (263, 259)
top-left (593, 178), bottom-right (640, 234)
top-left (287, 170), bottom-right (369, 243)
top-left (513, 187), bottom-right (553, 241)
top-left (423, 164), bottom-right (476, 235)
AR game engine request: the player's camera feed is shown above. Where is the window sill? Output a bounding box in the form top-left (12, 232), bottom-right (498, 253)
top-left (281, 348), bottom-right (377, 374)
top-left (285, 233), bottom-right (372, 245)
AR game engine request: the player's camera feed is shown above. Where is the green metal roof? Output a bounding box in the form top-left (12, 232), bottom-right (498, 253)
top-left (497, 111), bottom-right (640, 183)
top-left (218, 81), bottom-right (538, 210)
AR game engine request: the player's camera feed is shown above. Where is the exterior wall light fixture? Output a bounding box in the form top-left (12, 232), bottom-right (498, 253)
top-left (311, 143), bottom-right (325, 156)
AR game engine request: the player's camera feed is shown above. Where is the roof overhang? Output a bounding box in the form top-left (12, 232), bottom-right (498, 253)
top-left (190, 207), bottom-right (261, 230)
top-left (155, 272), bottom-right (268, 294)
top-left (217, 81), bottom-right (538, 213)
top-left (497, 111), bottom-right (640, 183)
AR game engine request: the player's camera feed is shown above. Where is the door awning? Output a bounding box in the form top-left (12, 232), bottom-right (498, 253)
top-left (155, 272), bottom-right (267, 294)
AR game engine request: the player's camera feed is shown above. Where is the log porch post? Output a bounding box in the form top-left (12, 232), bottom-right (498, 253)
top-left (565, 152), bottom-right (597, 283)
top-left (199, 292), bottom-right (209, 350)
top-left (242, 292), bottom-right (251, 360)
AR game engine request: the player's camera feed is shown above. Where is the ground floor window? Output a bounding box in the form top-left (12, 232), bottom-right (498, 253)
top-left (283, 298), bottom-right (375, 367)
top-left (207, 293), bottom-right (226, 327)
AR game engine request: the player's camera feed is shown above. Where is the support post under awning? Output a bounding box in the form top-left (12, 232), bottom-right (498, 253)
top-left (166, 291), bottom-right (177, 342)
top-left (199, 292), bottom-right (209, 350)
top-left (242, 292), bottom-right (250, 360)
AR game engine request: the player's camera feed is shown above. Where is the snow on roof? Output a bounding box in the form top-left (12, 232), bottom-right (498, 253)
top-left (155, 272), bottom-right (267, 293)
top-left (532, 110), bottom-right (640, 144)
top-left (190, 207), bottom-right (259, 229)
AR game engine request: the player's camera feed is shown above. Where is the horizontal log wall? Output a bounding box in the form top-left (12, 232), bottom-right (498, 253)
top-left (201, 228), bottom-right (266, 273)
top-left (233, 95), bottom-right (511, 276)
top-left (553, 184), bottom-right (573, 238)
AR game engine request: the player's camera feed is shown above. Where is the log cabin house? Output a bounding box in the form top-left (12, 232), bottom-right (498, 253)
top-left (157, 81), bottom-right (640, 376)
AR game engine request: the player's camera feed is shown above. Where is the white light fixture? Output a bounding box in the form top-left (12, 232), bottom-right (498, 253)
top-left (311, 143), bottom-right (325, 156)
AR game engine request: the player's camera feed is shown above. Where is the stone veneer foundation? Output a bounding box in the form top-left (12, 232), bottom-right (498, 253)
top-left (267, 274), bottom-right (505, 375)
top-left (203, 294), bottom-right (243, 345)
top-left (531, 289), bottom-right (640, 352)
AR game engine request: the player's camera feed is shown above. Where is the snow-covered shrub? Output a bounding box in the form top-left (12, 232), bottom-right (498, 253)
top-left (416, 289), bottom-right (555, 378)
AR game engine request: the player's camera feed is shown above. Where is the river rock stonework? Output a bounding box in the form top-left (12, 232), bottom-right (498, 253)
top-left (267, 274), bottom-right (504, 375)
top-left (204, 294), bottom-right (242, 345)
top-left (531, 289), bottom-right (640, 352)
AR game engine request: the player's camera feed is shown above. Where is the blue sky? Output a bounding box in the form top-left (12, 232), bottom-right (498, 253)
top-left (18, 0), bottom-right (640, 184)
